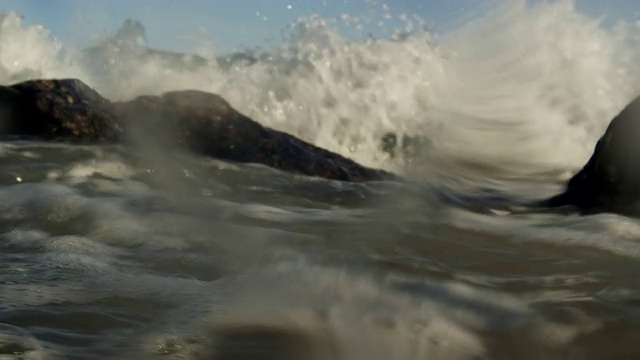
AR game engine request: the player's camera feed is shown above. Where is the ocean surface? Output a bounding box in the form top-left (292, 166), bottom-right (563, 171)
top-left (2, 1), bottom-right (640, 359)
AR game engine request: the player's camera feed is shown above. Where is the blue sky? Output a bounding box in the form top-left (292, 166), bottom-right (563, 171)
top-left (0, 0), bottom-right (638, 54)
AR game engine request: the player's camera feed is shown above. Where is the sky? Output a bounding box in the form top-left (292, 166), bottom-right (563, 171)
top-left (0, 0), bottom-right (638, 55)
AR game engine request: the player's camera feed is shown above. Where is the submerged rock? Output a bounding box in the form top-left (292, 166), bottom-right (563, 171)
top-left (544, 97), bottom-right (640, 214)
top-left (0, 79), bottom-right (393, 182)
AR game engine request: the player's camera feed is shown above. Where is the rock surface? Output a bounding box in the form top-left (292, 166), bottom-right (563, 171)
top-left (0, 78), bottom-right (393, 182)
top-left (114, 90), bottom-right (393, 181)
top-left (0, 79), bottom-right (123, 142)
top-left (544, 97), bottom-right (640, 214)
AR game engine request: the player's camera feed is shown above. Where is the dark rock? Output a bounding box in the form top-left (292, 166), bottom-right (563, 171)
top-left (544, 97), bottom-right (640, 214)
top-left (0, 78), bottom-right (393, 182)
top-left (0, 79), bottom-right (122, 142)
top-left (114, 90), bottom-right (393, 181)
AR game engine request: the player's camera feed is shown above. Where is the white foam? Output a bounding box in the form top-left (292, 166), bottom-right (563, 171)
top-left (449, 207), bottom-right (640, 259)
top-left (193, 260), bottom-right (533, 360)
top-left (0, 12), bottom-right (86, 83)
top-left (65, 160), bottom-right (135, 180)
top-left (1, 1), bottom-right (638, 181)
top-left (424, 0), bottom-right (640, 178)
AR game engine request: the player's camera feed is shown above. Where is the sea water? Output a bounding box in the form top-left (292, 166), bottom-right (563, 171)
top-left (1, 1), bottom-right (640, 358)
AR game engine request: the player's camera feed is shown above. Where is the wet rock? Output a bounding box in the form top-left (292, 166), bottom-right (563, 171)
top-left (544, 97), bottom-right (640, 214)
top-left (0, 78), bottom-right (393, 182)
top-left (0, 79), bottom-right (123, 142)
top-left (114, 90), bottom-right (393, 181)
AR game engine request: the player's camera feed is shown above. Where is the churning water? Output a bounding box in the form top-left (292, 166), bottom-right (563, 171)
top-left (1, 0), bottom-right (640, 358)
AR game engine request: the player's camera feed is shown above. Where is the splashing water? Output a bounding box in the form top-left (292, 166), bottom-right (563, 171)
top-left (0, 1), bottom-right (639, 179)
top-left (2, 1), bottom-right (640, 358)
